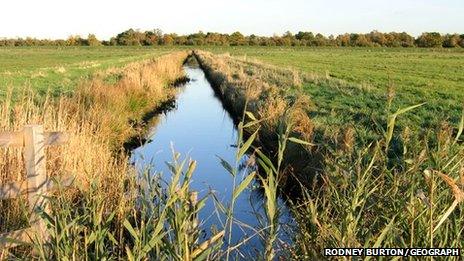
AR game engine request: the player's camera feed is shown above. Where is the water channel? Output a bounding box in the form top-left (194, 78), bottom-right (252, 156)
top-left (131, 64), bottom-right (292, 254)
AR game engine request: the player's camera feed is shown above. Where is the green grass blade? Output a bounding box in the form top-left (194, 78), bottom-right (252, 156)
top-left (395, 102), bottom-right (426, 115)
top-left (233, 171), bottom-right (256, 201)
top-left (386, 103), bottom-right (425, 151)
top-left (245, 111), bottom-right (257, 121)
top-left (373, 216), bottom-right (396, 247)
top-left (142, 231), bottom-right (166, 255)
top-left (125, 246), bottom-right (135, 261)
top-left (216, 155), bottom-right (235, 177)
top-left (256, 149), bottom-right (277, 174)
top-left (288, 137), bottom-right (315, 146)
top-left (123, 219), bottom-right (140, 242)
top-left (237, 128), bottom-right (259, 161)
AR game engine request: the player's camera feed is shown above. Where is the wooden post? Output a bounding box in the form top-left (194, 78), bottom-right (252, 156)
top-left (23, 125), bottom-right (48, 239)
top-left (0, 125), bottom-right (70, 250)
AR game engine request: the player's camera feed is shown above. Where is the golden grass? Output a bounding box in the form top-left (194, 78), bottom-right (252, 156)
top-left (193, 50), bottom-right (464, 259)
top-left (2, 49), bottom-right (462, 259)
top-left (194, 50), bottom-right (315, 187)
top-left (0, 51), bottom-right (188, 235)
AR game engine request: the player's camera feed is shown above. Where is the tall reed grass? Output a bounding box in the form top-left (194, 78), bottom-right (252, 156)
top-left (1, 51), bottom-right (292, 259)
top-left (193, 51), bottom-right (316, 190)
top-left (2, 50), bottom-right (462, 259)
top-left (288, 114), bottom-right (464, 259)
top-left (0, 51), bottom-right (189, 258)
top-left (191, 50), bottom-right (464, 259)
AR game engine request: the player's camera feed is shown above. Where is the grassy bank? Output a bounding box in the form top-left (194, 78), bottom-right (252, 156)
top-left (205, 46), bottom-right (464, 137)
top-left (205, 46), bottom-right (464, 98)
top-left (1, 46), bottom-right (463, 259)
top-left (193, 50), bottom-right (464, 259)
top-left (0, 46), bottom-right (187, 99)
top-left (0, 51), bottom-right (197, 259)
top-left (193, 51), bottom-right (316, 189)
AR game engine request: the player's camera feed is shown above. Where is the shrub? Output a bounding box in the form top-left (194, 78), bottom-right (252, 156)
top-left (416, 32), bottom-right (443, 48)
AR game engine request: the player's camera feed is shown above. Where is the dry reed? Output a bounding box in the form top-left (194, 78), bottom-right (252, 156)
top-left (0, 52), bottom-right (188, 237)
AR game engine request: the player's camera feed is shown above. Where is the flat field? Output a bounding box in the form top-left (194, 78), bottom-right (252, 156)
top-left (2, 46), bottom-right (462, 136)
top-left (0, 46), bottom-right (182, 98)
top-left (1, 46), bottom-right (463, 258)
top-left (206, 46), bottom-right (464, 137)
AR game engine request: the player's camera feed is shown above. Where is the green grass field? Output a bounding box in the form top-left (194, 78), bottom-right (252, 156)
top-left (2, 46), bottom-right (462, 133)
top-left (194, 50), bottom-right (464, 256)
top-left (207, 46), bottom-right (464, 95)
top-left (206, 46), bottom-right (464, 138)
top-left (1, 45), bottom-right (464, 259)
top-left (0, 46), bottom-right (182, 98)
top-left (2, 46), bottom-right (462, 136)
top-left (0, 47), bottom-right (464, 137)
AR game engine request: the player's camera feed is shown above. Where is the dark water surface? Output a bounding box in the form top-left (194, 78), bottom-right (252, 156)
top-left (131, 66), bottom-right (291, 254)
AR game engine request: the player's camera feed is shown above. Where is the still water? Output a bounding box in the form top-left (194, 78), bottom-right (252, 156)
top-left (131, 66), bottom-right (291, 253)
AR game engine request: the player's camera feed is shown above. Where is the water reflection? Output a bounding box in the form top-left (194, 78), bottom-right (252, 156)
top-left (131, 66), bottom-right (292, 254)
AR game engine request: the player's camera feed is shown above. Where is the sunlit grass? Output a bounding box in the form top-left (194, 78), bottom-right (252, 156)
top-left (194, 50), bottom-right (464, 259)
top-left (0, 46), bottom-right (187, 98)
top-left (1, 47), bottom-right (463, 259)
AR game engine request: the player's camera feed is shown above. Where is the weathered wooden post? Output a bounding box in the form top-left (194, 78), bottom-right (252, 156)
top-left (0, 125), bottom-right (70, 250)
top-left (23, 125), bottom-right (48, 240)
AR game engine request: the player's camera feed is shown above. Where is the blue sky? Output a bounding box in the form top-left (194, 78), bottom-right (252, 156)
top-left (1, 0), bottom-right (462, 39)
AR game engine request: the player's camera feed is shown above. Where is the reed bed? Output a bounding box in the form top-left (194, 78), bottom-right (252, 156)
top-left (0, 51), bottom-right (194, 258)
top-left (193, 51), bottom-right (316, 190)
top-left (289, 121), bottom-right (464, 259)
top-left (1, 50), bottom-right (287, 260)
top-left (1, 49), bottom-right (462, 259)
top-left (192, 50), bottom-right (464, 259)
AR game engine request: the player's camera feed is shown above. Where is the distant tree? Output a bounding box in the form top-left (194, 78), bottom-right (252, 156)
top-left (336, 34), bottom-right (350, 46)
top-left (295, 31), bottom-right (314, 41)
top-left (397, 32), bottom-right (415, 47)
top-left (368, 30), bottom-right (386, 46)
top-left (443, 34), bottom-right (460, 48)
top-left (161, 34), bottom-right (174, 45)
top-left (416, 32), bottom-right (443, 47)
top-left (350, 34), bottom-right (371, 47)
top-left (259, 37), bottom-right (271, 46)
top-left (278, 31), bottom-right (294, 46)
top-left (390, 33), bottom-right (405, 47)
top-left (4, 29), bottom-right (464, 48)
top-left (87, 34), bottom-right (101, 46)
top-left (144, 31), bottom-right (159, 45)
top-left (153, 28), bottom-right (163, 38)
top-left (312, 33), bottom-right (327, 46)
top-left (205, 32), bottom-right (225, 45)
top-left (115, 29), bottom-right (145, 46)
top-left (187, 31), bottom-right (206, 45)
top-left (25, 37), bottom-right (36, 46)
top-left (175, 35), bottom-right (188, 45)
top-left (12, 38), bottom-right (23, 46)
top-left (230, 31), bottom-right (246, 46)
top-left (327, 35), bottom-right (337, 46)
top-left (66, 35), bottom-right (78, 46)
top-left (1, 39), bottom-right (11, 46)
top-left (55, 39), bottom-right (67, 46)
top-left (247, 34), bottom-right (259, 46)
top-left (109, 37), bottom-right (118, 46)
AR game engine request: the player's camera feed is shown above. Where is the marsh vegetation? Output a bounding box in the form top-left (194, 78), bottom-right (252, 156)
top-left (0, 46), bottom-right (463, 259)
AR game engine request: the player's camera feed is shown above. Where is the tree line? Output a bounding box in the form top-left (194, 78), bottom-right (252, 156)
top-left (1, 29), bottom-right (464, 48)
